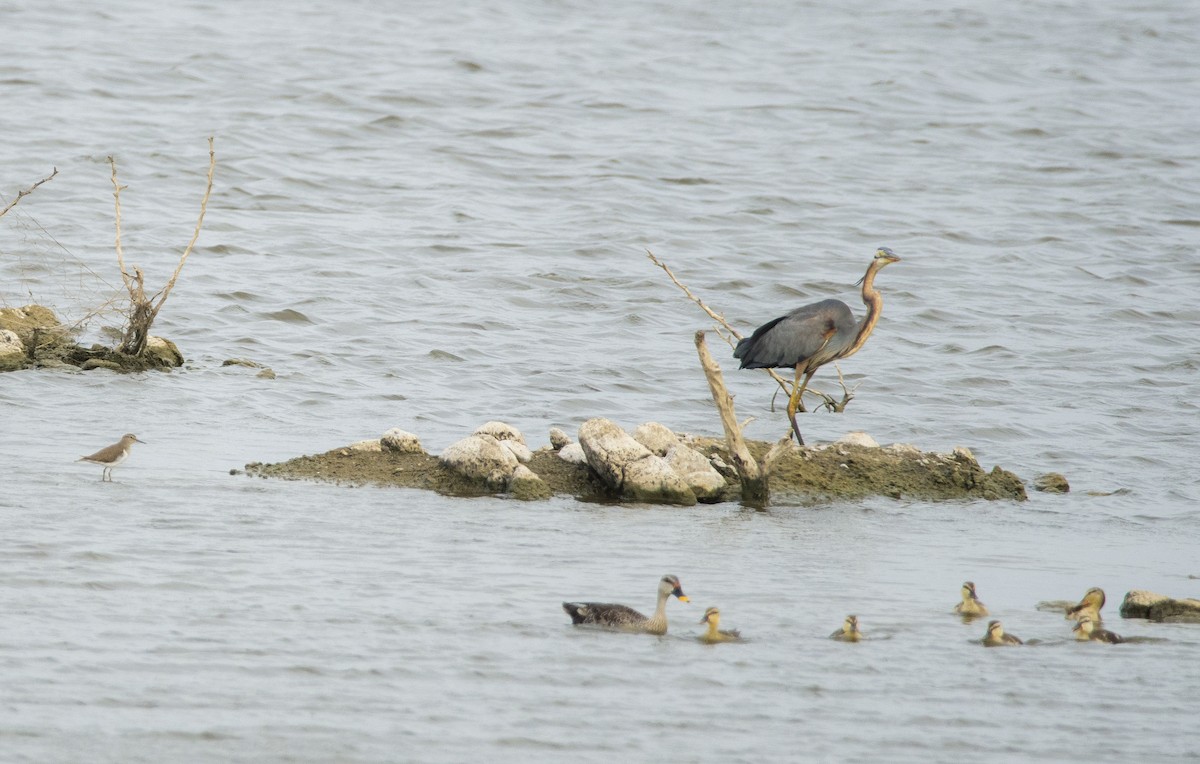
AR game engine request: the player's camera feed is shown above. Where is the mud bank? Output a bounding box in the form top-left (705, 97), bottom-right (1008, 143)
top-left (0, 304), bottom-right (182, 372)
top-left (242, 430), bottom-right (1028, 505)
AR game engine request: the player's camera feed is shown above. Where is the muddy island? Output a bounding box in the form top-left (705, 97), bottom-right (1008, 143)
top-left (0, 304), bottom-right (183, 373)
top-left (241, 419), bottom-right (1028, 506)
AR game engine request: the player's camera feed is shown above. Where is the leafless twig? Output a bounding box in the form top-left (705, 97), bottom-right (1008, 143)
top-left (647, 249), bottom-right (793, 396)
top-left (0, 168), bottom-right (58, 220)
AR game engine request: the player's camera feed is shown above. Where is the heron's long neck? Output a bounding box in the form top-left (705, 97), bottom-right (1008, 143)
top-left (841, 264), bottom-right (885, 360)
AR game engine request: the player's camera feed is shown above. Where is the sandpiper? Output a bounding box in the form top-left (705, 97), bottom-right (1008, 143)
top-left (79, 433), bottom-right (146, 481)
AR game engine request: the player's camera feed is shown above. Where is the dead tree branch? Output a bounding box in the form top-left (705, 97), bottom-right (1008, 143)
top-left (647, 249), bottom-right (794, 394)
top-left (1, 168), bottom-right (58, 220)
top-left (108, 137), bottom-right (216, 356)
top-left (150, 136), bottom-right (215, 315)
top-left (694, 330), bottom-right (790, 507)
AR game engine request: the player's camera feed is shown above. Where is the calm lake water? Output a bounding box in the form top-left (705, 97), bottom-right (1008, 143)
top-left (2, 1), bottom-right (1198, 762)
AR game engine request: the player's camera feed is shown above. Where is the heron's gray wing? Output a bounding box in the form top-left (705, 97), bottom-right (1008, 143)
top-left (735, 299), bottom-right (856, 369)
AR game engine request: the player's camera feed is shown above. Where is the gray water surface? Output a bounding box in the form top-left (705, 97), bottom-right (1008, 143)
top-left (2, 1), bottom-right (1198, 762)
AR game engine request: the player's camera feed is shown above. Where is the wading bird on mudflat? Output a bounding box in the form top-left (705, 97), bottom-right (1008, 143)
top-left (734, 247), bottom-right (901, 444)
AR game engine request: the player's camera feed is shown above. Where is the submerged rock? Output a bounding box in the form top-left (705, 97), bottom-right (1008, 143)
top-left (579, 417), bottom-right (696, 506)
top-left (440, 433), bottom-right (519, 489)
top-left (1033, 472), bottom-right (1070, 493)
top-left (1120, 590), bottom-right (1200, 623)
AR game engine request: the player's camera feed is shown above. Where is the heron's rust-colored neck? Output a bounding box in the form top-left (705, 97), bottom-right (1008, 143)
top-left (840, 260), bottom-right (887, 360)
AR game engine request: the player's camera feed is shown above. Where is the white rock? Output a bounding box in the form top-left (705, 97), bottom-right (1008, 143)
top-left (381, 428), bottom-right (424, 454)
top-left (835, 431), bottom-right (880, 448)
top-left (500, 439), bottom-right (533, 463)
top-left (440, 434), bottom-right (519, 488)
top-left (548, 427), bottom-right (572, 450)
top-left (632, 422), bottom-right (679, 456)
top-left (0, 329), bottom-right (24, 355)
top-left (474, 421), bottom-right (526, 445)
top-left (348, 439), bottom-right (382, 452)
top-left (665, 443), bottom-right (728, 501)
top-left (558, 442), bottom-right (587, 464)
top-left (578, 418), bottom-right (696, 506)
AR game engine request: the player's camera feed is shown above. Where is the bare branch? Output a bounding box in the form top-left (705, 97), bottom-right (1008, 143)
top-left (695, 329), bottom-right (771, 505)
top-left (647, 249), bottom-right (740, 338)
top-left (647, 249), bottom-right (794, 397)
top-left (0, 167), bottom-right (58, 220)
top-left (151, 136), bottom-right (215, 317)
top-left (108, 156), bottom-right (135, 294)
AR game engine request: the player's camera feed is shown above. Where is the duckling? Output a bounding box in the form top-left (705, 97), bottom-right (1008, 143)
top-left (829, 615), bottom-right (863, 642)
top-left (562, 574), bottom-right (689, 635)
top-left (954, 581), bottom-right (989, 618)
top-left (981, 619), bottom-right (1023, 646)
top-left (1065, 587), bottom-right (1105, 622)
top-left (1073, 615), bottom-right (1123, 644)
top-left (697, 607), bottom-right (742, 643)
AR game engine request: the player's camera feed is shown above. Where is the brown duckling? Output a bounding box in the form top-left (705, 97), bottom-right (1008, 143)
top-left (563, 574), bottom-right (689, 635)
top-left (1073, 615), bottom-right (1123, 644)
top-left (829, 615), bottom-right (863, 642)
top-left (697, 607), bottom-right (743, 644)
top-left (954, 581), bottom-right (989, 618)
top-left (1065, 587), bottom-right (1105, 622)
top-left (982, 619), bottom-right (1023, 646)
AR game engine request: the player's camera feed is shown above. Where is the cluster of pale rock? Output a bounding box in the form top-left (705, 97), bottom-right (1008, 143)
top-left (372, 417), bottom-right (732, 505)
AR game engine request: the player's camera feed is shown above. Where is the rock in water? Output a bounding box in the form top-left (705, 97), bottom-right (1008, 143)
top-left (474, 421), bottom-right (526, 445)
top-left (1120, 590), bottom-right (1200, 623)
top-left (440, 434), bottom-right (519, 489)
top-left (548, 427), bottom-right (572, 450)
top-left (381, 428), bottom-right (424, 454)
top-left (664, 443), bottom-right (728, 501)
top-left (578, 418), bottom-right (696, 506)
top-left (1033, 473), bottom-right (1070, 493)
top-left (633, 422), bottom-right (679, 456)
top-left (509, 465), bottom-right (551, 501)
top-left (557, 443), bottom-right (587, 464)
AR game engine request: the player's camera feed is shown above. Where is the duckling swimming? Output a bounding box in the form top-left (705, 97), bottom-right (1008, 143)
top-left (697, 607), bottom-right (742, 644)
top-left (1066, 587), bottom-right (1105, 622)
top-left (954, 581), bottom-right (989, 618)
top-left (562, 574), bottom-right (689, 635)
top-left (981, 619), bottom-right (1023, 646)
top-left (830, 615), bottom-right (863, 642)
top-left (1073, 615), bottom-right (1123, 644)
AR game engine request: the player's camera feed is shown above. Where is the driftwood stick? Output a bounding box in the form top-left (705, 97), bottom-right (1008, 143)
top-left (151, 136), bottom-right (215, 317)
top-left (695, 330), bottom-right (770, 506)
top-left (0, 168), bottom-right (58, 220)
top-left (648, 249), bottom-right (793, 396)
top-left (108, 156), bottom-right (135, 293)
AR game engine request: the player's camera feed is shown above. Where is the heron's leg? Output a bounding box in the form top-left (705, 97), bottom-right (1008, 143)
top-left (786, 367), bottom-right (815, 445)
